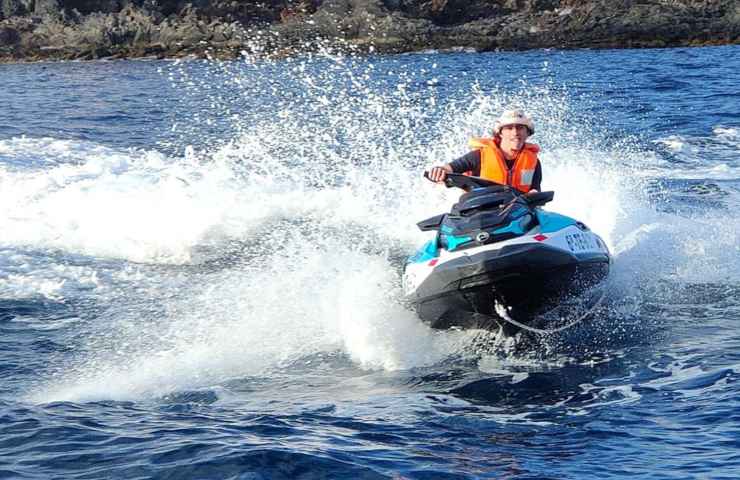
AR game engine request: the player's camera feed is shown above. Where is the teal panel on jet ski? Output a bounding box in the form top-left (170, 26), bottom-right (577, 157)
top-left (493, 217), bottom-right (528, 235)
top-left (408, 239), bottom-right (439, 263)
top-left (445, 235), bottom-right (472, 251)
top-left (536, 210), bottom-right (577, 233)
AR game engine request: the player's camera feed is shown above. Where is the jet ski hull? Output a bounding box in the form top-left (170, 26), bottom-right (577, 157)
top-left (404, 179), bottom-right (612, 335)
top-left (408, 242), bottom-right (609, 333)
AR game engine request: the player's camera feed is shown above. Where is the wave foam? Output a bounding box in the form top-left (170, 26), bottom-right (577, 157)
top-left (14, 53), bottom-right (738, 402)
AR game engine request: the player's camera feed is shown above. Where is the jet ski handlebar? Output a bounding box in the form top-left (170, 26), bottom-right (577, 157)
top-left (424, 171), bottom-right (510, 192)
top-left (423, 171), bottom-right (554, 206)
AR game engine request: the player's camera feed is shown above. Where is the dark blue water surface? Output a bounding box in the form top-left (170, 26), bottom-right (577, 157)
top-left (1, 44), bottom-right (739, 479)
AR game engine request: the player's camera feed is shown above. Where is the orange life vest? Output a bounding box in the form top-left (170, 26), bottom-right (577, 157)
top-left (468, 137), bottom-right (540, 193)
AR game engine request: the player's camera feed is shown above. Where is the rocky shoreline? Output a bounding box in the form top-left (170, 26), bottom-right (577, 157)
top-left (1, 0), bottom-right (739, 62)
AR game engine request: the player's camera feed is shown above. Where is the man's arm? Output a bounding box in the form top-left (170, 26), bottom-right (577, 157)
top-left (428, 150), bottom-right (481, 182)
top-left (529, 161), bottom-right (542, 193)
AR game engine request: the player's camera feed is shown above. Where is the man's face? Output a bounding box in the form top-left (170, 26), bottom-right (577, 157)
top-left (500, 124), bottom-right (530, 149)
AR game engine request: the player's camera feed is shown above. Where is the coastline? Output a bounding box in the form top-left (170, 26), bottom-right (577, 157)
top-left (1, 0), bottom-right (738, 63)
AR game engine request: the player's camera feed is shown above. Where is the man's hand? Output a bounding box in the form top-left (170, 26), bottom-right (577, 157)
top-left (428, 165), bottom-right (453, 183)
top-left (525, 189), bottom-right (539, 196)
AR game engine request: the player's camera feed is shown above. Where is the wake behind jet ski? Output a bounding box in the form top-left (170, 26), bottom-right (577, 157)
top-left (403, 173), bottom-right (611, 335)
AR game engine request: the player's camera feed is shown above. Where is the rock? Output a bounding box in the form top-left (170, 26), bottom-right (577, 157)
top-left (0, 0), bottom-right (738, 62)
top-left (2, 0), bottom-right (34, 19)
top-left (59, 0), bottom-right (120, 15)
top-left (34, 0), bottom-right (61, 17)
top-left (0, 25), bottom-right (19, 43)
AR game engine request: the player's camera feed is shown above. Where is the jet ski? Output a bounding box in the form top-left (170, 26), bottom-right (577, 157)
top-left (403, 173), bottom-right (611, 335)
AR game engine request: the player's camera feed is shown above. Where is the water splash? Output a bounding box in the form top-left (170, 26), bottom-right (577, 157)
top-left (9, 47), bottom-right (737, 402)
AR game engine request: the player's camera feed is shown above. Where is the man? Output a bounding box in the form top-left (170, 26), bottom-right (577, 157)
top-left (428, 109), bottom-right (542, 195)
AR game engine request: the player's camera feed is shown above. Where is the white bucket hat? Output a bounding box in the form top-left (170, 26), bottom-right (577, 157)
top-left (494, 109), bottom-right (535, 135)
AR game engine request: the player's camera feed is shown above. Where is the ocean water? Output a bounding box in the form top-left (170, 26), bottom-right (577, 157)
top-left (1, 44), bottom-right (739, 479)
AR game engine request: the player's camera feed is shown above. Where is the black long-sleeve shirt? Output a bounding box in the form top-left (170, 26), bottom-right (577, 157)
top-left (448, 150), bottom-right (542, 191)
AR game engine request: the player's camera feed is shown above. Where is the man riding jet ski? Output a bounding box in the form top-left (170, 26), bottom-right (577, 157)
top-left (427, 109), bottom-right (542, 196)
top-left (404, 110), bottom-right (611, 335)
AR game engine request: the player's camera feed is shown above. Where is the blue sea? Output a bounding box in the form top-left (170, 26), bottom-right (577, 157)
top-left (1, 44), bottom-right (739, 479)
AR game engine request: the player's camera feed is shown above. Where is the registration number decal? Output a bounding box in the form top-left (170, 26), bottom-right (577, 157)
top-left (565, 232), bottom-right (598, 252)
